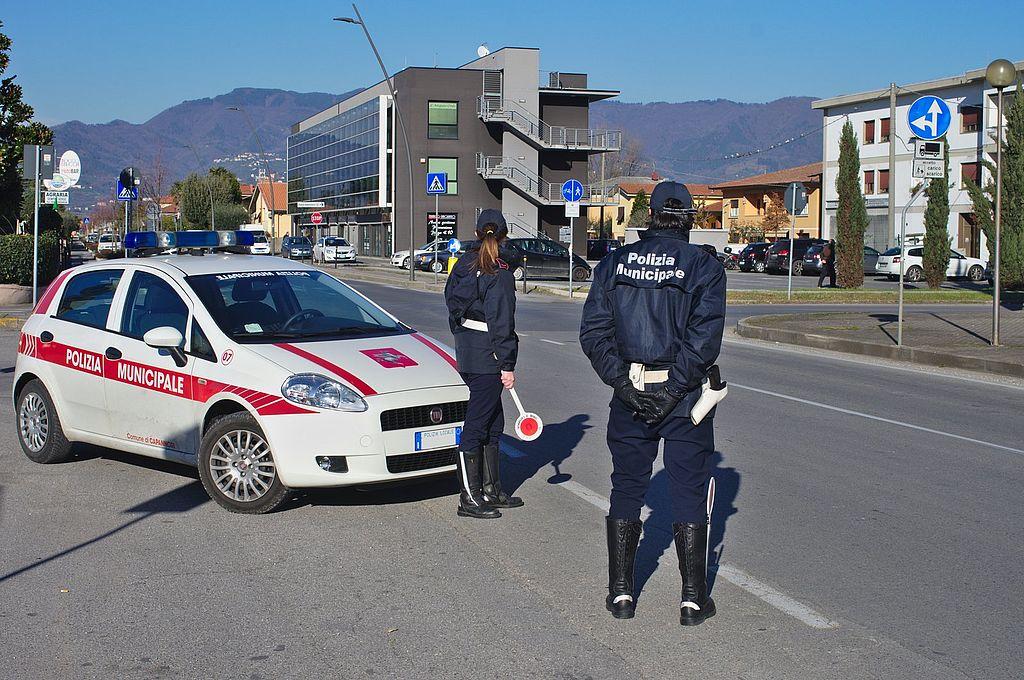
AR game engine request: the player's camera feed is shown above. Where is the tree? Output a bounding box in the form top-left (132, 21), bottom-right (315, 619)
top-left (922, 139), bottom-right (951, 289)
top-left (967, 81), bottom-right (1024, 290)
top-left (761, 192), bottom-right (789, 236)
top-left (835, 121), bottom-right (868, 288)
top-left (729, 223), bottom-right (765, 243)
top-left (19, 185), bottom-right (61, 233)
top-left (0, 21), bottom-right (53, 232)
top-left (213, 203), bottom-right (250, 231)
top-left (209, 166), bottom-right (243, 205)
top-left (694, 198), bottom-right (717, 230)
top-left (173, 173), bottom-right (214, 227)
top-left (627, 190), bottom-right (649, 227)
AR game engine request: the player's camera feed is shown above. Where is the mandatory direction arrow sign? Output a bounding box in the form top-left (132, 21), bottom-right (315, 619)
top-left (907, 96), bottom-right (951, 141)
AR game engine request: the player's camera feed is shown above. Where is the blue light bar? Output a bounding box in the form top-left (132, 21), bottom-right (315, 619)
top-left (234, 231), bottom-right (255, 246)
top-left (176, 231), bottom-right (220, 248)
top-left (123, 230), bottom-right (258, 253)
top-left (125, 232), bottom-right (158, 249)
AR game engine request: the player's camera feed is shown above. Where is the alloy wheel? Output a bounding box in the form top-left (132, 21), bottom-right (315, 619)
top-left (209, 430), bottom-right (276, 503)
top-left (19, 393), bottom-right (48, 453)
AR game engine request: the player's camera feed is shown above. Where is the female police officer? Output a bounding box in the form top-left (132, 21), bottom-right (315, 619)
top-left (443, 209), bottom-right (523, 519)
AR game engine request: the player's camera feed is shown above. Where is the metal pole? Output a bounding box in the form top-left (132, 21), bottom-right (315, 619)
top-left (32, 145), bottom-right (40, 308)
top-left (230, 106), bottom-right (275, 253)
top-left (433, 194), bottom-right (439, 285)
top-left (993, 87), bottom-right (1004, 346)
top-left (349, 4), bottom-right (416, 282)
top-left (898, 180), bottom-right (930, 346)
top-left (888, 83), bottom-right (897, 250)
top-left (568, 216), bottom-right (574, 299)
top-left (787, 200), bottom-right (795, 300)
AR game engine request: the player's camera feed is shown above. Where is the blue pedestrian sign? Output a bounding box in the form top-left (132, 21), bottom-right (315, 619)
top-left (116, 178), bottom-right (138, 201)
top-left (561, 179), bottom-right (584, 203)
top-left (907, 96), bottom-right (951, 141)
top-left (447, 238), bottom-right (461, 253)
top-left (426, 172), bottom-right (447, 195)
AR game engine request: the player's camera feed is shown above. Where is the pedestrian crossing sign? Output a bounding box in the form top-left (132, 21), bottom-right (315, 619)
top-left (426, 172), bottom-right (447, 195)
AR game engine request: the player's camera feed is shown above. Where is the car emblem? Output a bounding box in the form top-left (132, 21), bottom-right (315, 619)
top-left (361, 348), bottom-right (418, 368)
top-left (221, 349), bottom-right (234, 365)
top-left (429, 407), bottom-right (444, 424)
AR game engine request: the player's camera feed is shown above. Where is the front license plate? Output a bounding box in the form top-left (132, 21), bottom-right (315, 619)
top-left (414, 426), bottom-right (462, 451)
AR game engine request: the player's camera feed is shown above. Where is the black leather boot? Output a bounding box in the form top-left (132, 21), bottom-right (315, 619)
top-left (673, 522), bottom-right (716, 626)
top-left (456, 448), bottom-right (500, 519)
top-left (481, 444), bottom-right (524, 508)
top-left (605, 517), bottom-right (642, 619)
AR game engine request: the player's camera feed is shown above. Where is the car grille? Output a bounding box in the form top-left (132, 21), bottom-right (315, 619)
top-left (380, 401), bottom-right (468, 432)
top-left (386, 447), bottom-right (457, 474)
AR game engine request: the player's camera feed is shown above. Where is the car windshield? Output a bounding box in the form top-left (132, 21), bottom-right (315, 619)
top-left (186, 269), bottom-right (406, 343)
top-left (253, 234), bottom-right (268, 243)
top-left (292, 238), bottom-right (311, 247)
top-left (100, 234), bottom-right (118, 243)
top-left (882, 247), bottom-right (900, 256)
top-left (806, 245), bottom-right (823, 255)
top-left (325, 238), bottom-right (348, 247)
top-left (71, 241), bottom-right (86, 251)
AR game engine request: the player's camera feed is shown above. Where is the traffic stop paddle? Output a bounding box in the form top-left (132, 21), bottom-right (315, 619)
top-left (508, 388), bottom-right (543, 442)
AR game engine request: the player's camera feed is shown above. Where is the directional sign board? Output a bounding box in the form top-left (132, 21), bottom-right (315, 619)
top-left (426, 172), bottom-right (448, 195)
top-left (44, 191), bottom-right (69, 205)
top-left (297, 200), bottom-right (325, 209)
top-left (561, 179), bottom-right (584, 203)
top-left (116, 178), bottom-right (138, 201)
top-left (907, 96), bottom-right (951, 141)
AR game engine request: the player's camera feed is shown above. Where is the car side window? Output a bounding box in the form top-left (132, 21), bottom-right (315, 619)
top-left (909, 248), bottom-right (923, 257)
top-left (121, 271), bottom-right (189, 340)
top-left (56, 269), bottom-right (124, 329)
top-left (190, 321), bottom-right (216, 362)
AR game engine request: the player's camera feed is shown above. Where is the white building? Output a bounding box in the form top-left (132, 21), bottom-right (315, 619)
top-left (813, 60), bottom-right (1022, 259)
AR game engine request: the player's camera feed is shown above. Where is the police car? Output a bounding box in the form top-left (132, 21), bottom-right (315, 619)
top-left (14, 230), bottom-right (468, 514)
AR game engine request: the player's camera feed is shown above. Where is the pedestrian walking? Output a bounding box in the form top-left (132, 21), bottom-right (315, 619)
top-left (580, 181), bottom-right (727, 626)
top-left (818, 239), bottom-right (837, 288)
top-left (444, 210), bottom-right (523, 519)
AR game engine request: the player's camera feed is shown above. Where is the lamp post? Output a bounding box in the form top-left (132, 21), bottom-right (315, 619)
top-left (335, 5), bottom-right (416, 281)
top-left (183, 143), bottom-right (216, 230)
top-left (986, 58), bottom-right (1017, 346)
top-left (227, 105), bottom-right (277, 253)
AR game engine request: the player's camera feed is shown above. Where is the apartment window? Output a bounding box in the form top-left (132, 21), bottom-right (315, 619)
top-left (880, 117), bottom-right (891, 143)
top-left (729, 199), bottom-right (739, 218)
top-left (961, 161), bottom-right (980, 188)
top-left (427, 101), bottom-right (458, 139)
top-left (878, 169), bottom-right (890, 194)
top-left (863, 120), bottom-right (876, 144)
top-left (961, 105), bottom-right (981, 134)
top-left (864, 170), bottom-right (875, 194)
top-left (617, 207), bottom-right (625, 223)
top-left (427, 157), bottom-right (458, 194)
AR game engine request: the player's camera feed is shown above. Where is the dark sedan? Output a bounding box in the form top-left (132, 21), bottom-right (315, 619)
top-left (765, 238), bottom-right (825, 274)
top-left (737, 242), bottom-right (770, 272)
top-left (281, 236), bottom-right (313, 260)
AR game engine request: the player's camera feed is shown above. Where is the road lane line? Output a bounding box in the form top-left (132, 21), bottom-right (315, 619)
top-left (503, 442), bottom-right (838, 630)
top-left (732, 382), bottom-right (1024, 456)
top-left (539, 339), bottom-right (565, 346)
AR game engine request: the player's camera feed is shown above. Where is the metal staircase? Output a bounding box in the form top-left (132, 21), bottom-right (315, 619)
top-left (477, 97), bottom-right (621, 151)
top-left (475, 154), bottom-right (617, 206)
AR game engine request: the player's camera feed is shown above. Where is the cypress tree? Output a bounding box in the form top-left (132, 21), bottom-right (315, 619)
top-left (627, 190), bottom-right (649, 227)
top-left (835, 121), bottom-right (868, 288)
top-left (922, 138), bottom-right (951, 288)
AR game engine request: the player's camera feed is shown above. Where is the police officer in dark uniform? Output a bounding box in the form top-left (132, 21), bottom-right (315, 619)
top-left (580, 182), bottom-right (726, 625)
top-left (444, 209), bottom-right (523, 519)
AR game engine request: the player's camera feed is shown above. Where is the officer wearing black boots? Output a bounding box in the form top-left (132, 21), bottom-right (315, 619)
top-left (580, 182), bottom-right (726, 626)
top-left (444, 209), bottom-right (523, 519)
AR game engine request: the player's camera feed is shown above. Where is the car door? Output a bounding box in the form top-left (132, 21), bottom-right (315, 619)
top-left (538, 240), bottom-right (567, 276)
top-left (947, 250), bottom-right (967, 277)
top-left (104, 268), bottom-right (201, 456)
top-left (863, 246), bottom-right (880, 273)
top-left (42, 267), bottom-right (125, 436)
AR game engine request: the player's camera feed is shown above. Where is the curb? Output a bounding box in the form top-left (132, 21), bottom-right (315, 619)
top-left (735, 315), bottom-right (1024, 379)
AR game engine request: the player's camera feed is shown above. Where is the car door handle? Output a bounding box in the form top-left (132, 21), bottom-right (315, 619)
top-left (40, 331), bottom-right (54, 343)
top-left (105, 347), bottom-right (122, 360)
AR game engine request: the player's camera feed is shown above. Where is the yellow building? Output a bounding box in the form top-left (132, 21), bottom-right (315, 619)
top-left (588, 176), bottom-right (722, 239)
top-left (248, 180), bottom-right (291, 249)
top-left (711, 162), bottom-right (822, 241)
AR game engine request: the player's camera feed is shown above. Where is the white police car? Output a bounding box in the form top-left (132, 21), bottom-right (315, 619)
top-left (15, 230), bottom-right (468, 513)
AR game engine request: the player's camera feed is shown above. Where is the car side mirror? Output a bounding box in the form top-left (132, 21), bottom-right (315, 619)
top-left (143, 326), bottom-right (187, 368)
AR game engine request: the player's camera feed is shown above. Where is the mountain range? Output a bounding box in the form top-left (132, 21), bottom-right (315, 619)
top-left (52, 89), bottom-right (822, 210)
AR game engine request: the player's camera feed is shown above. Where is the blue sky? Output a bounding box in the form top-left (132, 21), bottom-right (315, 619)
top-left (5, 0), bottom-right (1022, 124)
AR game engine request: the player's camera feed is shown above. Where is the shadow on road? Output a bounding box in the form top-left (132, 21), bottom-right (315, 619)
top-left (294, 473), bottom-right (457, 509)
top-left (501, 413), bottom-right (591, 493)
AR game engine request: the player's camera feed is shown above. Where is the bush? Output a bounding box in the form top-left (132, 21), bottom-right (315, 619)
top-left (0, 233), bottom-right (62, 286)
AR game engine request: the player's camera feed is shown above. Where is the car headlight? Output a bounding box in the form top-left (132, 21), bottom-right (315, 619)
top-left (281, 374), bottom-right (367, 412)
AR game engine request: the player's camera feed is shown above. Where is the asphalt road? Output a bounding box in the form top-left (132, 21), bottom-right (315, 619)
top-left (1, 282), bottom-right (1021, 679)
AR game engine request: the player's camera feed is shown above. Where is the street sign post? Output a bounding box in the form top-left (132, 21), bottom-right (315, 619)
top-left (561, 180), bottom-right (584, 298)
top-left (426, 172), bottom-right (447, 195)
top-left (22, 145), bottom-right (53, 308)
top-left (43, 191), bottom-right (69, 205)
top-left (310, 212), bottom-right (324, 225)
top-left (907, 96), bottom-right (951, 141)
top-left (297, 201), bottom-right (325, 209)
top-left (426, 172), bottom-right (448, 283)
top-left (912, 138), bottom-right (947, 179)
top-left (116, 178), bottom-right (138, 201)
top-left (784, 182), bottom-right (807, 300)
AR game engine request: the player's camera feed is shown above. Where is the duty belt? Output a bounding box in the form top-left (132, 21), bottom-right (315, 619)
top-left (628, 363), bottom-right (670, 390)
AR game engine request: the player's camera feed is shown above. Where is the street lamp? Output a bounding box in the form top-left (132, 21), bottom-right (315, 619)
top-left (986, 58), bottom-right (1016, 346)
top-left (183, 143), bottom-right (216, 230)
top-left (227, 105), bottom-right (277, 254)
top-left (335, 5), bottom-right (417, 281)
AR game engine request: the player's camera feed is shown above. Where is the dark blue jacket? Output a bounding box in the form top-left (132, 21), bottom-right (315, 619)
top-left (444, 247), bottom-right (518, 374)
top-left (580, 228), bottom-right (726, 406)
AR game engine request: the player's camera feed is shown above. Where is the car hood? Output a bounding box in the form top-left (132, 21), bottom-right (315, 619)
top-left (248, 331), bottom-right (462, 397)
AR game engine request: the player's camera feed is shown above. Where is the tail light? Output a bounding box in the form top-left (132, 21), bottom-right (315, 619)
top-left (892, 256), bottom-right (901, 263)
top-left (778, 249), bottom-right (789, 256)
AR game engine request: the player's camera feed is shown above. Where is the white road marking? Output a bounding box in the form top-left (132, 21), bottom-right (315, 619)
top-left (732, 382), bottom-right (1024, 457)
top-left (502, 442), bottom-right (838, 630)
top-left (539, 338), bottom-right (565, 346)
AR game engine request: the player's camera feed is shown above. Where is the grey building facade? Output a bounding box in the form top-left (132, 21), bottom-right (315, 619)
top-left (287, 47), bottom-right (620, 257)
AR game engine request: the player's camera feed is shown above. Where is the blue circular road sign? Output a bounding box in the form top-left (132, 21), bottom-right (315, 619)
top-left (907, 96), bottom-right (951, 141)
top-left (447, 238), bottom-right (461, 253)
top-left (561, 179), bottom-right (584, 203)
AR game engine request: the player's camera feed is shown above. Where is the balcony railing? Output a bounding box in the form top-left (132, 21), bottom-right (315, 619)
top-left (477, 97), bottom-right (621, 151)
top-left (475, 154), bottom-right (617, 206)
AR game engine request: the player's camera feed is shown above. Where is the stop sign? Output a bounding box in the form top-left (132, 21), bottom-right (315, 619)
top-left (311, 212), bottom-right (323, 225)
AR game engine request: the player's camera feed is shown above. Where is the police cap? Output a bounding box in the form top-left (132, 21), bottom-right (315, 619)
top-left (476, 209), bottom-right (508, 239)
top-left (649, 181), bottom-right (695, 216)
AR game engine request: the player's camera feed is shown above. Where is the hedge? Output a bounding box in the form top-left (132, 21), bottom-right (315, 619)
top-left (0, 233), bottom-right (62, 287)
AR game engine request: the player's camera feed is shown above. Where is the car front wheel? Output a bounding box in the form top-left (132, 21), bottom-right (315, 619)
top-left (754, 261), bottom-right (766, 273)
top-left (198, 412), bottom-right (290, 514)
top-left (968, 265), bottom-right (984, 282)
top-left (431, 260), bottom-right (445, 273)
top-left (572, 266), bottom-right (590, 282)
top-left (17, 379), bottom-right (73, 464)
top-left (906, 266), bottom-right (923, 282)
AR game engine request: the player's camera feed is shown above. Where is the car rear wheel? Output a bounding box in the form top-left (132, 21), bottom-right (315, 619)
top-left (17, 379), bottom-right (73, 464)
top-left (968, 265), bottom-right (984, 282)
top-left (792, 260), bottom-right (804, 276)
top-left (754, 261), bottom-right (766, 273)
top-left (906, 266), bottom-right (923, 282)
top-left (198, 412), bottom-right (290, 514)
top-left (430, 260), bottom-right (445, 273)
top-left (572, 266), bottom-right (590, 282)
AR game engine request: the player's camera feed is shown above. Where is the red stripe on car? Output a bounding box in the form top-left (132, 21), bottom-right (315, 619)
top-left (33, 269), bottom-right (74, 316)
top-left (411, 333), bottom-right (458, 370)
top-left (274, 343), bottom-right (377, 396)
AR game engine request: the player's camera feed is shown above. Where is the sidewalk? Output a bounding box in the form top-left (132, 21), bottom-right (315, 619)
top-left (736, 308), bottom-right (1024, 378)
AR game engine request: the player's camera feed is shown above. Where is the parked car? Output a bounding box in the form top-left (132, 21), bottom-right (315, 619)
top-left (96, 233), bottom-right (122, 257)
top-left (737, 242), bottom-right (770, 272)
top-left (505, 237), bottom-right (591, 282)
top-left (875, 247), bottom-right (987, 282)
top-left (391, 239), bottom-right (447, 269)
top-left (414, 249), bottom-right (456, 273)
top-left (69, 239), bottom-right (95, 262)
top-left (281, 236), bottom-right (313, 260)
top-left (765, 238), bottom-right (825, 274)
top-left (801, 244), bottom-right (880, 275)
top-left (249, 232), bottom-right (271, 255)
top-left (587, 238), bottom-right (621, 261)
top-left (313, 236), bottom-right (357, 264)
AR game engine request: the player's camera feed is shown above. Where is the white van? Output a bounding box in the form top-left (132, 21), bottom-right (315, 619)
top-left (239, 224), bottom-right (271, 255)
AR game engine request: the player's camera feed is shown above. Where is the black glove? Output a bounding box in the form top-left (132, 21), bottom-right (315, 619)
top-left (613, 376), bottom-right (648, 416)
top-left (639, 386), bottom-right (684, 426)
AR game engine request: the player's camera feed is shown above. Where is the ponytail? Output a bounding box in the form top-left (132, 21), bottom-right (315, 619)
top-left (477, 233), bottom-right (500, 275)
top-left (474, 217), bottom-right (508, 275)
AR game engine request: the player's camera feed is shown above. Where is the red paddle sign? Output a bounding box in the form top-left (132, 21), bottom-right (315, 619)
top-left (509, 387), bottom-right (543, 442)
